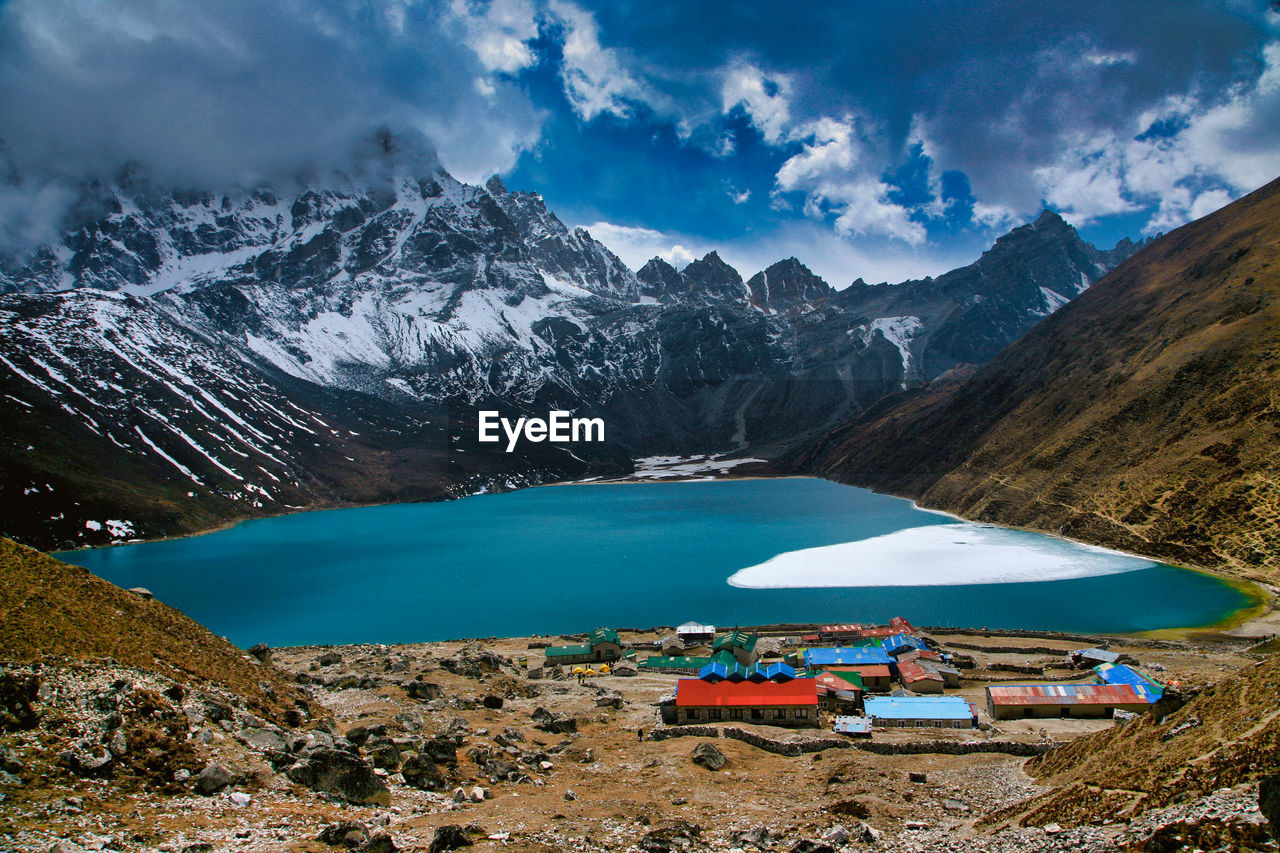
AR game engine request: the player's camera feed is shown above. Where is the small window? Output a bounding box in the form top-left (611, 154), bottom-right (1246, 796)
top-left (685, 708), bottom-right (700, 720)
top-left (774, 709), bottom-right (786, 719)
top-left (729, 708), bottom-right (743, 720)
top-left (709, 708), bottom-right (722, 720)
top-left (795, 708), bottom-right (808, 719)
top-left (751, 708), bottom-right (764, 720)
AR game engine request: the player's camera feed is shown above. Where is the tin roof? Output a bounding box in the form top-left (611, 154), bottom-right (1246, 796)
top-left (833, 716), bottom-right (872, 734)
top-left (640, 656), bottom-right (712, 670)
top-left (1093, 663), bottom-right (1163, 698)
top-left (889, 616), bottom-right (915, 632)
top-left (544, 644), bottom-right (591, 658)
top-left (986, 683), bottom-right (1152, 706)
top-left (676, 678), bottom-right (818, 708)
top-left (898, 661), bottom-right (944, 683)
top-left (819, 623), bottom-right (864, 633)
top-left (858, 627), bottom-right (899, 638)
top-left (815, 671), bottom-right (864, 692)
top-left (825, 664), bottom-right (891, 678)
top-left (1075, 647), bottom-right (1121, 662)
top-left (676, 622), bottom-right (715, 634)
top-left (805, 647), bottom-right (894, 667)
top-left (864, 696), bottom-right (975, 721)
top-left (712, 630), bottom-right (759, 652)
top-left (898, 649), bottom-right (944, 663)
top-left (700, 661), bottom-right (797, 683)
top-left (588, 627), bottom-right (620, 647)
top-left (883, 634), bottom-right (928, 654)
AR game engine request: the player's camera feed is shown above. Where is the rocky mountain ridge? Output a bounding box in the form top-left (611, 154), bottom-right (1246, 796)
top-left (0, 144), bottom-right (1138, 549)
top-left (804, 175), bottom-right (1280, 581)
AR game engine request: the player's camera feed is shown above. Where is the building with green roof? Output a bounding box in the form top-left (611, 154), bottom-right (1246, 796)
top-left (712, 630), bottom-right (761, 666)
top-left (543, 627), bottom-right (623, 666)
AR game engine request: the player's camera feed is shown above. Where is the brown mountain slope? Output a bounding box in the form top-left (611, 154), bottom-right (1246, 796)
top-left (806, 175), bottom-right (1280, 581)
top-left (984, 653), bottom-right (1280, 830)
top-left (0, 537), bottom-right (306, 724)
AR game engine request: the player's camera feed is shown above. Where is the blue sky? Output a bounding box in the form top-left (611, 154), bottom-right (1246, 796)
top-left (2, 1), bottom-right (1279, 284)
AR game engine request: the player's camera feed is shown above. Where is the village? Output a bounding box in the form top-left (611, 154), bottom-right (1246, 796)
top-left (8, 599), bottom-right (1270, 853)
top-left (530, 617), bottom-right (1173, 739)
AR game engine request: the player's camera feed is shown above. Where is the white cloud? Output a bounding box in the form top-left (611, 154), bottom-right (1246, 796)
top-left (773, 117), bottom-right (927, 245)
top-left (1034, 40), bottom-right (1280, 233)
top-left (1034, 135), bottom-right (1141, 226)
top-left (549, 1), bottom-right (649, 121)
top-left (1082, 50), bottom-right (1137, 67)
top-left (721, 61), bottom-right (792, 144)
top-left (577, 221), bottom-right (710, 270)
top-left (449, 0), bottom-right (541, 75)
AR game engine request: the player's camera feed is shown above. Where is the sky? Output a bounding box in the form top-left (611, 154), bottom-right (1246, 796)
top-left (1, 1), bottom-right (1278, 285)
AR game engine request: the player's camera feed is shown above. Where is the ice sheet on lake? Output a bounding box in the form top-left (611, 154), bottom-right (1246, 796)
top-left (727, 523), bottom-right (1157, 588)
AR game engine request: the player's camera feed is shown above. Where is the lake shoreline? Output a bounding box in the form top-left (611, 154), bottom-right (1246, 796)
top-left (55, 472), bottom-right (1264, 645)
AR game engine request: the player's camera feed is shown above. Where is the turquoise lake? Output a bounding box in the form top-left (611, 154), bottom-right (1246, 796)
top-left (58, 478), bottom-right (1251, 647)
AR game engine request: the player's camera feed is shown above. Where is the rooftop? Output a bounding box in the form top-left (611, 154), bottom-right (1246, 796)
top-left (712, 630), bottom-right (759, 653)
top-left (987, 683), bottom-right (1153, 706)
top-left (676, 678), bottom-right (818, 708)
top-left (640, 656), bottom-right (712, 669)
top-left (588, 627), bottom-right (620, 647)
top-left (864, 695), bottom-right (975, 721)
top-left (544, 643), bottom-right (592, 658)
top-left (804, 646), bottom-right (894, 667)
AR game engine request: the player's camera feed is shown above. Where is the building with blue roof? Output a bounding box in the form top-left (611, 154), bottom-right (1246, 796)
top-left (700, 660), bottom-right (796, 684)
top-left (804, 646), bottom-right (895, 669)
top-left (1093, 663), bottom-right (1163, 700)
top-left (882, 633), bottom-right (928, 657)
top-left (863, 695), bottom-right (977, 728)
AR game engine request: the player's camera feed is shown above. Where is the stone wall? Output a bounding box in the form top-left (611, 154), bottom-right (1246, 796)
top-left (647, 724), bottom-right (1056, 757)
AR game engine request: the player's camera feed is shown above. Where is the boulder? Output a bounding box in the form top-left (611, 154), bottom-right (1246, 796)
top-left (1262, 774), bottom-right (1280, 843)
top-left (362, 834), bottom-right (399, 853)
top-left (239, 727), bottom-right (286, 753)
top-left (788, 842), bottom-right (835, 853)
top-left (286, 749), bottom-right (390, 805)
top-left (908, 771), bottom-right (927, 783)
top-left (405, 681), bottom-right (444, 701)
top-left (427, 825), bottom-right (473, 853)
top-left (482, 695), bottom-right (504, 709)
top-left (639, 820), bottom-right (701, 853)
top-left (399, 754), bottom-right (446, 791)
top-left (195, 763), bottom-right (233, 795)
top-left (247, 643), bottom-right (272, 663)
top-left (368, 744), bottom-right (401, 771)
top-left (733, 825), bottom-right (777, 849)
top-left (0, 673), bottom-right (40, 731)
top-left (691, 742), bottom-right (726, 771)
top-left (421, 735), bottom-right (459, 765)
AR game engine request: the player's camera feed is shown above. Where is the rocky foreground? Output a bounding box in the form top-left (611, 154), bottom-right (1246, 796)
top-left (1, 538), bottom-right (1278, 852)
top-left (1, 629), bottom-right (1277, 853)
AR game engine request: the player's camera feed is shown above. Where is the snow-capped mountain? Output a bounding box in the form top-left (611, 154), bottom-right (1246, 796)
top-left (0, 145), bottom-right (1139, 549)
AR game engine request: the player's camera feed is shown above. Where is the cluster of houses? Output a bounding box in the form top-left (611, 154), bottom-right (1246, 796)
top-left (539, 620), bottom-right (1167, 734)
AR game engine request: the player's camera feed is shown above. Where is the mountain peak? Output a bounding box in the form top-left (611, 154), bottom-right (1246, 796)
top-left (485, 175), bottom-right (508, 196)
top-left (747, 257), bottom-right (833, 312)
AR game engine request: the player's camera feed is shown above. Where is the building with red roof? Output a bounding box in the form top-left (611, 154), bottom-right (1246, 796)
top-left (825, 664), bottom-right (892, 691)
top-left (898, 661), bottom-right (945, 694)
top-left (675, 677), bottom-right (819, 728)
top-left (985, 683), bottom-right (1154, 720)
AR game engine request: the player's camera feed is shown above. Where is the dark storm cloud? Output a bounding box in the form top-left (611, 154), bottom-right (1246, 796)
top-left (0, 0), bottom-right (542, 187)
